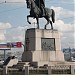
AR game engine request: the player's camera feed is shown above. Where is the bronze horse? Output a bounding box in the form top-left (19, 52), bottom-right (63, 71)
top-left (26, 0), bottom-right (55, 29)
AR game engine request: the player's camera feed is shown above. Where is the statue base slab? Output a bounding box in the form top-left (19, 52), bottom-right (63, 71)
top-left (22, 28), bottom-right (64, 66)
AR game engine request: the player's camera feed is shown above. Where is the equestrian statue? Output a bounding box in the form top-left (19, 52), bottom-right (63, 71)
top-left (26, 0), bottom-right (55, 29)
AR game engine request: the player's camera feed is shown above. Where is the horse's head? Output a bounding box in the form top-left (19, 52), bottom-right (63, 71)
top-left (26, 0), bottom-right (31, 8)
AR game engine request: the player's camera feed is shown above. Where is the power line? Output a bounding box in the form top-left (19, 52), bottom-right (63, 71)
top-left (0, 1), bottom-right (24, 4)
top-left (0, 1), bottom-right (74, 5)
top-left (5, 0), bottom-right (24, 3)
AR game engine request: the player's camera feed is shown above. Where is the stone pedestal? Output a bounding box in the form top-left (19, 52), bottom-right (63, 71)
top-left (22, 28), bottom-right (64, 66)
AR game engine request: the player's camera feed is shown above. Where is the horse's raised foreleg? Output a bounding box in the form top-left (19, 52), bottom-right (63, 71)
top-left (27, 15), bottom-right (31, 24)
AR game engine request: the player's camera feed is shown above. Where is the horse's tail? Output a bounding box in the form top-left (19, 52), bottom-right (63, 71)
top-left (51, 9), bottom-right (55, 23)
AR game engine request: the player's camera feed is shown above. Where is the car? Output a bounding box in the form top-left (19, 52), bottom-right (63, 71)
top-left (0, 60), bottom-right (4, 64)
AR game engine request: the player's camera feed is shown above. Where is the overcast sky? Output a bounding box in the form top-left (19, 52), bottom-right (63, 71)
top-left (0, 0), bottom-right (75, 50)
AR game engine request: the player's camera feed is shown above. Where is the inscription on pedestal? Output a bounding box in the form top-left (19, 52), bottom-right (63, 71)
top-left (41, 38), bottom-right (55, 51)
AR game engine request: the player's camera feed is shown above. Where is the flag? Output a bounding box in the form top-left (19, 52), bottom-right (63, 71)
top-left (0, 44), bottom-right (11, 50)
top-left (16, 42), bottom-right (22, 48)
top-left (7, 42), bottom-right (22, 48)
top-left (0, 44), bottom-right (7, 48)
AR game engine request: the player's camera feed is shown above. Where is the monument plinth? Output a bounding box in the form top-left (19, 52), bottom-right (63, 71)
top-left (22, 28), bottom-right (64, 66)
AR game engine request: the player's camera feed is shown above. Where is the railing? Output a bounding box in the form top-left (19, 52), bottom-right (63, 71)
top-left (7, 70), bottom-right (24, 75)
top-left (0, 65), bottom-right (75, 75)
top-left (29, 68), bottom-right (48, 74)
top-left (51, 65), bottom-right (71, 74)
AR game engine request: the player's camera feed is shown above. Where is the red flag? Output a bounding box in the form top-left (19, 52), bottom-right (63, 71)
top-left (16, 42), bottom-right (22, 48)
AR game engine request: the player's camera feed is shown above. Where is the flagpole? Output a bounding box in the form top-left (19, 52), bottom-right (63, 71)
top-left (4, 50), bottom-right (6, 61)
